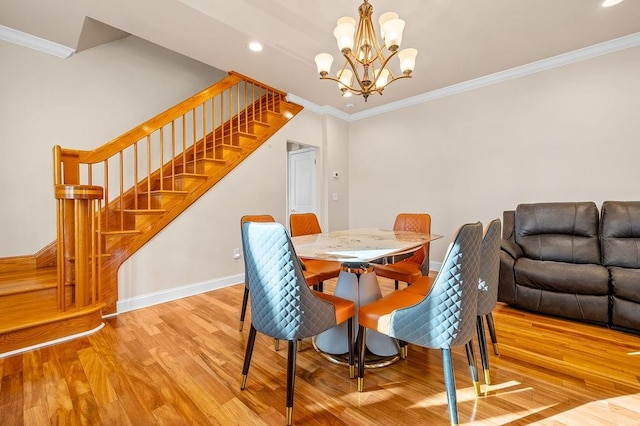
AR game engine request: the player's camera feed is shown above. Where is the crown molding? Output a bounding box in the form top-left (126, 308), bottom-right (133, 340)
top-left (0, 24), bottom-right (75, 58)
top-left (296, 32), bottom-right (640, 122)
top-left (286, 94), bottom-right (352, 121)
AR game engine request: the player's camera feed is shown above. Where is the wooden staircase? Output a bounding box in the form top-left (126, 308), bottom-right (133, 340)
top-left (0, 72), bottom-right (303, 355)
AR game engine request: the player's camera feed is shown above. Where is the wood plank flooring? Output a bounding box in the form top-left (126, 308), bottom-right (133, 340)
top-left (1, 277), bottom-right (639, 425)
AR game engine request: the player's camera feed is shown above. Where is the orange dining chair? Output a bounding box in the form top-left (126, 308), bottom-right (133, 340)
top-left (289, 213), bottom-right (341, 293)
top-left (357, 222), bottom-right (483, 426)
top-left (240, 221), bottom-right (355, 425)
top-left (239, 215), bottom-right (320, 332)
top-left (374, 213), bottom-right (431, 290)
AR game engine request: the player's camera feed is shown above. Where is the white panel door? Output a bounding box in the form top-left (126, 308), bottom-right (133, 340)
top-left (288, 148), bottom-right (317, 217)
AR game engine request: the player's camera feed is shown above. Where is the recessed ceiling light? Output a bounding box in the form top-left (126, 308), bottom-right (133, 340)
top-left (248, 41), bottom-right (263, 52)
top-left (602, 0), bottom-right (624, 7)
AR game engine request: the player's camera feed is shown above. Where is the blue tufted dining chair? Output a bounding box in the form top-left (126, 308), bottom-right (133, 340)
top-left (240, 221), bottom-right (355, 425)
top-left (476, 218), bottom-right (502, 387)
top-left (239, 215), bottom-right (319, 334)
top-left (357, 222), bottom-right (482, 426)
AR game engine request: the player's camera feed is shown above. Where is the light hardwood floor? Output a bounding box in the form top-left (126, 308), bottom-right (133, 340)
top-left (1, 277), bottom-right (639, 425)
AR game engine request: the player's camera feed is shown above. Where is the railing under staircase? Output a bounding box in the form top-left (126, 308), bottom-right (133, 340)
top-left (53, 71), bottom-right (302, 315)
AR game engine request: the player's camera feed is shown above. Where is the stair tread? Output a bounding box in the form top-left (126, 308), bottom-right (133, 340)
top-left (163, 173), bottom-right (208, 179)
top-left (0, 268), bottom-right (57, 296)
top-left (216, 144), bottom-right (243, 150)
top-left (121, 209), bottom-right (167, 214)
top-left (102, 230), bottom-right (143, 236)
top-left (193, 158), bottom-right (226, 164)
top-left (142, 190), bottom-right (189, 195)
top-left (0, 280), bottom-right (56, 293)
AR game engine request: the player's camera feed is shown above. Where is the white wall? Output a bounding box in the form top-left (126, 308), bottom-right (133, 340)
top-left (348, 46), bottom-right (640, 262)
top-left (0, 35), bottom-right (226, 257)
top-left (325, 115), bottom-right (350, 232)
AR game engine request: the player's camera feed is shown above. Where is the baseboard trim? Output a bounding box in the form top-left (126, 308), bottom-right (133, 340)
top-left (116, 274), bottom-right (244, 314)
top-left (429, 261), bottom-right (443, 274)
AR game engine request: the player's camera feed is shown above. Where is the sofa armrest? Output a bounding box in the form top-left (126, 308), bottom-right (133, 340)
top-left (501, 239), bottom-right (522, 260)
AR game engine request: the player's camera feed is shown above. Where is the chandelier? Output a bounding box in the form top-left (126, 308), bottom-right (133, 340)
top-left (314, 0), bottom-right (417, 102)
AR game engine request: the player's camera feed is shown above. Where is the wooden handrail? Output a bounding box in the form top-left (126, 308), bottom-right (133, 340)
top-left (228, 71), bottom-right (288, 97)
top-left (54, 75), bottom-right (243, 168)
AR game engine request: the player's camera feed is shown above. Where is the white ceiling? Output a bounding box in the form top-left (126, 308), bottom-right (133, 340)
top-left (2, 0), bottom-right (640, 115)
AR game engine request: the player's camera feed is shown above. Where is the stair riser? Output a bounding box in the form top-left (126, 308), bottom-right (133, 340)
top-left (158, 175), bottom-right (207, 192)
top-left (174, 160), bottom-right (224, 175)
top-left (103, 210), bottom-right (135, 231)
top-left (213, 134), bottom-right (256, 149)
top-left (137, 193), bottom-right (186, 209)
top-left (0, 287), bottom-right (70, 317)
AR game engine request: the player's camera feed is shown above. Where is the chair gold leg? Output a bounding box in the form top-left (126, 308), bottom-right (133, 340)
top-left (285, 407), bottom-right (293, 426)
top-left (401, 344), bottom-right (408, 359)
top-left (296, 340), bottom-right (302, 352)
top-left (357, 377), bottom-right (363, 392)
top-left (274, 339), bottom-right (279, 351)
top-left (239, 320), bottom-right (244, 331)
top-left (240, 374), bottom-right (247, 390)
top-left (473, 380), bottom-right (481, 397)
top-left (492, 342), bottom-right (500, 355)
top-left (350, 365), bottom-right (355, 379)
top-left (484, 369), bottom-right (491, 386)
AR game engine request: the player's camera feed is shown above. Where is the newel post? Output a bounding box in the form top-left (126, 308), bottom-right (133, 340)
top-left (55, 184), bottom-right (104, 311)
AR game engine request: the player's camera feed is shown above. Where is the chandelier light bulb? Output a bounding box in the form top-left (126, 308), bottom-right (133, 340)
top-left (337, 69), bottom-right (353, 90)
top-left (374, 68), bottom-right (390, 89)
top-left (398, 48), bottom-right (418, 74)
top-left (378, 12), bottom-right (398, 40)
top-left (382, 18), bottom-right (405, 51)
top-left (314, 53), bottom-right (334, 75)
top-left (334, 17), bottom-right (356, 52)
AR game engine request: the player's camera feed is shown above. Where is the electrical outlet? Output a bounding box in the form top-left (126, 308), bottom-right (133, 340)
top-left (233, 248), bottom-right (241, 259)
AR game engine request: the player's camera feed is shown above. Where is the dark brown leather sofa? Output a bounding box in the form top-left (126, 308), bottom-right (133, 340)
top-left (498, 201), bottom-right (640, 334)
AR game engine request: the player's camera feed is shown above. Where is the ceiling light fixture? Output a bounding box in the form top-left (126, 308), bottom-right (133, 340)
top-left (248, 41), bottom-right (263, 52)
top-left (314, 0), bottom-right (417, 102)
top-left (602, 0), bottom-right (624, 7)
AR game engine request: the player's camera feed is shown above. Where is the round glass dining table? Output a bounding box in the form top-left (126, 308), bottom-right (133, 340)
top-left (291, 228), bottom-right (442, 367)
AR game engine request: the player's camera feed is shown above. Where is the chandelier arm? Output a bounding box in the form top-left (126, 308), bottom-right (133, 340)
top-left (342, 53), bottom-right (369, 94)
top-left (318, 74), bottom-right (364, 95)
top-left (368, 48), bottom-right (399, 89)
top-left (384, 73), bottom-right (411, 86)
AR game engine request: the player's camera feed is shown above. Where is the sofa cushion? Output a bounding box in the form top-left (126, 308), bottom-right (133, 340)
top-left (601, 201), bottom-right (640, 268)
top-left (515, 258), bottom-right (609, 295)
top-left (610, 266), bottom-right (640, 303)
top-left (515, 202), bottom-right (600, 264)
top-left (611, 296), bottom-right (640, 332)
top-left (514, 284), bottom-right (609, 324)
